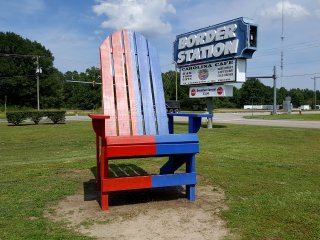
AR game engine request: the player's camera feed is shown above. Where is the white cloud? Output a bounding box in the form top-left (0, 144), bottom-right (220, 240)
top-left (315, 0), bottom-right (320, 17)
top-left (92, 0), bottom-right (176, 37)
top-left (260, 1), bottom-right (309, 19)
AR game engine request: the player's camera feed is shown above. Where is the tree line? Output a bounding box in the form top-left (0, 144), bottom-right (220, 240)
top-left (0, 32), bottom-right (318, 111)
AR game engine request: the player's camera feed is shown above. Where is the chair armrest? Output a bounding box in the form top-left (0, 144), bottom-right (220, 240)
top-left (167, 113), bottom-right (213, 133)
top-left (88, 114), bottom-right (110, 137)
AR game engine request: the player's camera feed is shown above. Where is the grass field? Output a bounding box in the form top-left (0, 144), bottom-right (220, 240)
top-left (0, 121), bottom-right (319, 239)
top-left (244, 113), bottom-right (320, 121)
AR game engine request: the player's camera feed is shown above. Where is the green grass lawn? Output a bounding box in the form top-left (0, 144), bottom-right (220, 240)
top-left (0, 121), bottom-right (319, 240)
top-left (244, 113), bottom-right (320, 121)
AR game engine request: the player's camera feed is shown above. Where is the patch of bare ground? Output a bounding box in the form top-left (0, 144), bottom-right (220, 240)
top-left (45, 179), bottom-right (231, 240)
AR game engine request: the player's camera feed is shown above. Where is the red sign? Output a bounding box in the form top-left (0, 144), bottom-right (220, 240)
top-left (217, 87), bottom-right (224, 95)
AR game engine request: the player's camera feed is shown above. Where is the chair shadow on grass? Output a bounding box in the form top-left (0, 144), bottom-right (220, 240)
top-left (83, 163), bottom-right (185, 207)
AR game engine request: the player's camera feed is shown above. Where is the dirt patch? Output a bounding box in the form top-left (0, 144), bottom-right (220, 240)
top-left (45, 179), bottom-right (230, 240)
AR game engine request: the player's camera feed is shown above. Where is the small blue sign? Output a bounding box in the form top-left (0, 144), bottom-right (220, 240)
top-left (173, 17), bottom-right (257, 68)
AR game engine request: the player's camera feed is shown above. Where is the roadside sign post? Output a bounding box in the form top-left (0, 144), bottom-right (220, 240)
top-left (206, 98), bottom-right (213, 128)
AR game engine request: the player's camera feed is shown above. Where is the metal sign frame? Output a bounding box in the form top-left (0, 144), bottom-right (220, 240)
top-left (173, 17), bottom-right (257, 68)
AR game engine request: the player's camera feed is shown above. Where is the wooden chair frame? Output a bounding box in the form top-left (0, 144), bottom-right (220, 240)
top-left (89, 29), bottom-right (212, 210)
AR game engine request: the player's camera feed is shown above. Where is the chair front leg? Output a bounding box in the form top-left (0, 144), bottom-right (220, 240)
top-left (186, 154), bottom-right (196, 201)
top-left (100, 139), bottom-right (109, 210)
top-left (96, 135), bottom-right (101, 191)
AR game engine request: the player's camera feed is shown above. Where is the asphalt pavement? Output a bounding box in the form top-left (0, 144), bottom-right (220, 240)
top-left (2, 112), bottom-right (320, 129)
top-left (211, 112), bottom-right (320, 129)
top-left (66, 112), bottom-right (320, 129)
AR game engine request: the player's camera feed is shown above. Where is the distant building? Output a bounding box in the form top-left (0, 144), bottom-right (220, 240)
top-left (283, 96), bottom-right (292, 114)
top-left (300, 105), bottom-right (310, 110)
top-left (244, 105), bottom-right (280, 110)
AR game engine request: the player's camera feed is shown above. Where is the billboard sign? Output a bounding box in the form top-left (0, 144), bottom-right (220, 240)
top-left (180, 59), bottom-right (246, 85)
top-left (173, 17), bottom-right (257, 68)
top-left (189, 85), bottom-right (233, 98)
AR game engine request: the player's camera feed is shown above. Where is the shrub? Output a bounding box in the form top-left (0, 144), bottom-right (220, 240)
top-left (6, 110), bottom-right (66, 125)
top-left (6, 112), bottom-right (29, 125)
top-left (46, 111), bottom-right (66, 124)
top-left (30, 112), bottom-right (44, 125)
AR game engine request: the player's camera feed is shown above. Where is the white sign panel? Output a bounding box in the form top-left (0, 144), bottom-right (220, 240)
top-left (189, 85), bottom-right (233, 98)
top-left (180, 59), bottom-right (246, 85)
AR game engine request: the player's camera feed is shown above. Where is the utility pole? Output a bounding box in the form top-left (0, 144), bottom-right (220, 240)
top-left (273, 66), bottom-right (277, 115)
top-left (311, 77), bottom-right (319, 110)
top-left (35, 56), bottom-right (41, 111)
top-left (4, 95), bottom-right (7, 114)
top-left (280, 0), bottom-right (284, 88)
top-left (247, 66), bottom-right (277, 115)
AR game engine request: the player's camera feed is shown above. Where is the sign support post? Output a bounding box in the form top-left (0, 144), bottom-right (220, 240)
top-left (206, 98), bottom-right (213, 128)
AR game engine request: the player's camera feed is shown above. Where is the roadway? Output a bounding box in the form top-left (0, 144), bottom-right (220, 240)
top-left (211, 112), bottom-right (320, 129)
top-left (67, 112), bottom-right (320, 129)
top-left (2, 112), bottom-right (320, 129)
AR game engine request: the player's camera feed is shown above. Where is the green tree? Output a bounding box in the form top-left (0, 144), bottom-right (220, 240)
top-left (162, 70), bottom-right (207, 111)
top-left (238, 78), bottom-right (273, 107)
top-left (63, 67), bottom-right (101, 110)
top-left (277, 87), bottom-right (288, 105)
top-left (289, 89), bottom-right (304, 107)
top-left (0, 32), bottom-right (63, 109)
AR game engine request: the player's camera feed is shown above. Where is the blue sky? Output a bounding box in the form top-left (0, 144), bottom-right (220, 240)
top-left (1, 0), bottom-right (320, 90)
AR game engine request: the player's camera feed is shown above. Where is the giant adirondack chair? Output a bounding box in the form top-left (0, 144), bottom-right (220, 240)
top-left (89, 29), bottom-right (212, 210)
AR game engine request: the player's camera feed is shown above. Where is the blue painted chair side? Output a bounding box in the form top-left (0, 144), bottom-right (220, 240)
top-left (167, 113), bottom-right (213, 134)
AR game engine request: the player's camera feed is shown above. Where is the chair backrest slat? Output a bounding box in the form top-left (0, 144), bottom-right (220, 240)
top-left (135, 33), bottom-right (157, 135)
top-left (112, 31), bottom-right (131, 136)
top-left (100, 30), bottom-right (168, 137)
top-left (100, 38), bottom-right (117, 136)
top-left (148, 43), bottom-right (169, 135)
top-left (124, 30), bottom-right (144, 135)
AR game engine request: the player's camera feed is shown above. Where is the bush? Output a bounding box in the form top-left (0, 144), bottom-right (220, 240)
top-left (30, 112), bottom-right (44, 124)
top-left (46, 111), bottom-right (66, 124)
top-left (6, 110), bottom-right (66, 125)
top-left (6, 112), bottom-right (29, 125)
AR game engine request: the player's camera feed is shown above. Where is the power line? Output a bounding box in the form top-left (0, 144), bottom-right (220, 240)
top-left (0, 75), bottom-right (39, 80)
top-left (282, 73), bottom-right (320, 78)
top-left (248, 72), bottom-right (320, 79)
top-left (0, 53), bottom-right (52, 59)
